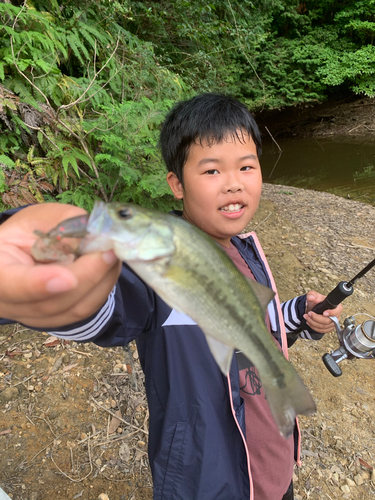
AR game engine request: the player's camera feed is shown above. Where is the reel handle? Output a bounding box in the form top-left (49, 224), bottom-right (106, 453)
top-left (322, 353), bottom-right (342, 377)
top-left (299, 281), bottom-right (354, 334)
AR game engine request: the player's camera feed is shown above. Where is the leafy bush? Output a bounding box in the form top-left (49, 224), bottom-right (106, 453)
top-left (1, 0), bottom-right (375, 211)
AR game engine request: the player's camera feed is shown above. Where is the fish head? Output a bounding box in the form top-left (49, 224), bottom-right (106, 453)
top-left (81, 201), bottom-right (176, 262)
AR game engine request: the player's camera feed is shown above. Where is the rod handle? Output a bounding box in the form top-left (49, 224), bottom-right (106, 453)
top-left (299, 281), bottom-right (354, 333)
top-left (319, 281), bottom-right (354, 310)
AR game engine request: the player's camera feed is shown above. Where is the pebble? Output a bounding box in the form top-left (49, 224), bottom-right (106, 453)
top-left (341, 484), bottom-right (350, 493)
top-left (132, 350), bottom-right (139, 360)
top-left (0, 386), bottom-right (18, 402)
top-left (48, 409), bottom-right (59, 420)
top-left (346, 477), bottom-right (356, 487)
top-left (119, 442), bottom-right (131, 462)
top-left (332, 472), bottom-right (340, 485)
top-left (354, 474), bottom-right (364, 485)
top-left (50, 356), bottom-right (63, 373)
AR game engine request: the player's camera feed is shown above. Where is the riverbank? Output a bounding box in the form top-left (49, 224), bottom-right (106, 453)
top-left (1, 184), bottom-right (375, 500)
top-left (256, 95), bottom-right (375, 139)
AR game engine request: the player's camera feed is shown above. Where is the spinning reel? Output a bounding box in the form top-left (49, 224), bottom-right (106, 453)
top-left (323, 314), bottom-right (375, 377)
top-left (298, 257), bottom-right (375, 377)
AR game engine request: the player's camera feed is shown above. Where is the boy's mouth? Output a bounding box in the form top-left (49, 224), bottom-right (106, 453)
top-left (219, 203), bottom-right (244, 213)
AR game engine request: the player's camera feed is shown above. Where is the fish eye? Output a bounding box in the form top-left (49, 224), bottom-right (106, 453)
top-left (117, 207), bottom-right (133, 219)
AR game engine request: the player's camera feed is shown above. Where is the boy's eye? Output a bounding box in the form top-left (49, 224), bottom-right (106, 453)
top-left (205, 169), bottom-right (219, 175)
top-left (240, 166), bottom-right (252, 171)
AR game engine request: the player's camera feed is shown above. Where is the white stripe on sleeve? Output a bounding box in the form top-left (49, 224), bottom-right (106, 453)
top-left (48, 286), bottom-right (116, 341)
top-left (282, 297), bottom-right (301, 332)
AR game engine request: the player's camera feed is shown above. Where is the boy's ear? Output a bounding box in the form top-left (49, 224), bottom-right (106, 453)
top-left (166, 172), bottom-right (184, 200)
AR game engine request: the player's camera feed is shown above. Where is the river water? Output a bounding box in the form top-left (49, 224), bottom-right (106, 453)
top-left (261, 137), bottom-right (375, 206)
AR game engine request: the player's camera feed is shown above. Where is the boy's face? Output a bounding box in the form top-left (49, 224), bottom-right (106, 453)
top-left (166, 134), bottom-right (262, 247)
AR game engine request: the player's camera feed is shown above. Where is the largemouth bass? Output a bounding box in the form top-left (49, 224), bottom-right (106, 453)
top-left (33, 201), bottom-right (316, 437)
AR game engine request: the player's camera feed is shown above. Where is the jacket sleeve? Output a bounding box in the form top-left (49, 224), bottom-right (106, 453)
top-left (37, 264), bottom-right (159, 347)
top-left (281, 294), bottom-right (325, 343)
top-left (0, 207), bottom-right (26, 223)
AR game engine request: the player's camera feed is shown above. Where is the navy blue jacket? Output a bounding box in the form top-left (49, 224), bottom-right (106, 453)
top-left (0, 208), bottom-right (320, 499)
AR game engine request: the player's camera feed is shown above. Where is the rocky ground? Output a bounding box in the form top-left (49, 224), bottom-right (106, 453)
top-left (1, 182), bottom-right (375, 500)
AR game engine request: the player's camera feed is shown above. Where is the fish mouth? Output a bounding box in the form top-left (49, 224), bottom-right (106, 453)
top-left (219, 203), bottom-right (245, 213)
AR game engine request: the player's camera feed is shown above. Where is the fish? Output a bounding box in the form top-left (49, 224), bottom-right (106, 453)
top-left (33, 201), bottom-right (316, 437)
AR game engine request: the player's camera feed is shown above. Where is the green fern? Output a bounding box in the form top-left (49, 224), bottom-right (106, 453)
top-left (0, 155), bottom-right (15, 168)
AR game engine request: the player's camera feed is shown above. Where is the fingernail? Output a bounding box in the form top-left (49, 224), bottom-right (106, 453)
top-left (46, 277), bottom-right (75, 293)
top-left (307, 294), bottom-right (314, 300)
top-left (102, 250), bottom-right (118, 265)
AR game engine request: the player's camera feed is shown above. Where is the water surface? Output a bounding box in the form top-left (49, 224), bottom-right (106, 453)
top-left (261, 137), bottom-right (375, 206)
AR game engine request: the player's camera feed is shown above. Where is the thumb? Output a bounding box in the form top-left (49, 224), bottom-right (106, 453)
top-left (306, 291), bottom-right (318, 303)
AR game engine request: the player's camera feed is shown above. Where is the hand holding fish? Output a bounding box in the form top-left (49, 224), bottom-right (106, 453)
top-left (0, 203), bottom-right (121, 328)
top-left (304, 291), bottom-right (343, 333)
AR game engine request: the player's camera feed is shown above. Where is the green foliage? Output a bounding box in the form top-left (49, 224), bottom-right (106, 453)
top-left (2, 0), bottom-right (375, 211)
top-left (0, 0), bottom-right (185, 211)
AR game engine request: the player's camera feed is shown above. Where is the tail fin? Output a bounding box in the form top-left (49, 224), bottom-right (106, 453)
top-left (262, 365), bottom-right (316, 438)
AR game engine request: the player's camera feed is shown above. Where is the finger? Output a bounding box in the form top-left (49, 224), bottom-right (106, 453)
top-left (8, 252), bottom-right (121, 327)
top-left (304, 312), bottom-right (336, 333)
top-left (306, 291), bottom-right (326, 310)
top-left (322, 304), bottom-right (343, 318)
top-left (0, 259), bottom-right (79, 305)
top-left (43, 251), bottom-right (121, 321)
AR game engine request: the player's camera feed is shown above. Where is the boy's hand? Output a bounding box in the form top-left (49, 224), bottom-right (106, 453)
top-left (303, 290), bottom-right (343, 334)
top-left (0, 203), bottom-right (121, 328)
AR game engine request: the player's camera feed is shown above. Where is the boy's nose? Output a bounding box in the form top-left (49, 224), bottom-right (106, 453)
top-left (224, 175), bottom-right (243, 193)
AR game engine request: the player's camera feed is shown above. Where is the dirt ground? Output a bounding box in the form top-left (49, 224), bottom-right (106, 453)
top-left (1, 97), bottom-right (375, 500)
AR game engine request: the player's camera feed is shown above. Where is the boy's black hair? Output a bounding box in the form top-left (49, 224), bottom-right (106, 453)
top-left (159, 93), bottom-right (262, 184)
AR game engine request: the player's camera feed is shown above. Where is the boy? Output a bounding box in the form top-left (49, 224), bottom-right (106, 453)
top-left (0, 94), bottom-right (342, 499)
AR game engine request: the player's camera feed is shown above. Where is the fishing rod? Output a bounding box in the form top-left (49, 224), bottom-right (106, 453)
top-left (299, 257), bottom-right (375, 377)
top-left (299, 257), bottom-right (375, 328)
top-left (308, 257), bottom-right (375, 316)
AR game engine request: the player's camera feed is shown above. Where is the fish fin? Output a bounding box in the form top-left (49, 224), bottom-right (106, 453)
top-left (261, 363), bottom-right (316, 438)
top-left (205, 335), bottom-right (234, 375)
top-left (245, 278), bottom-right (275, 314)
